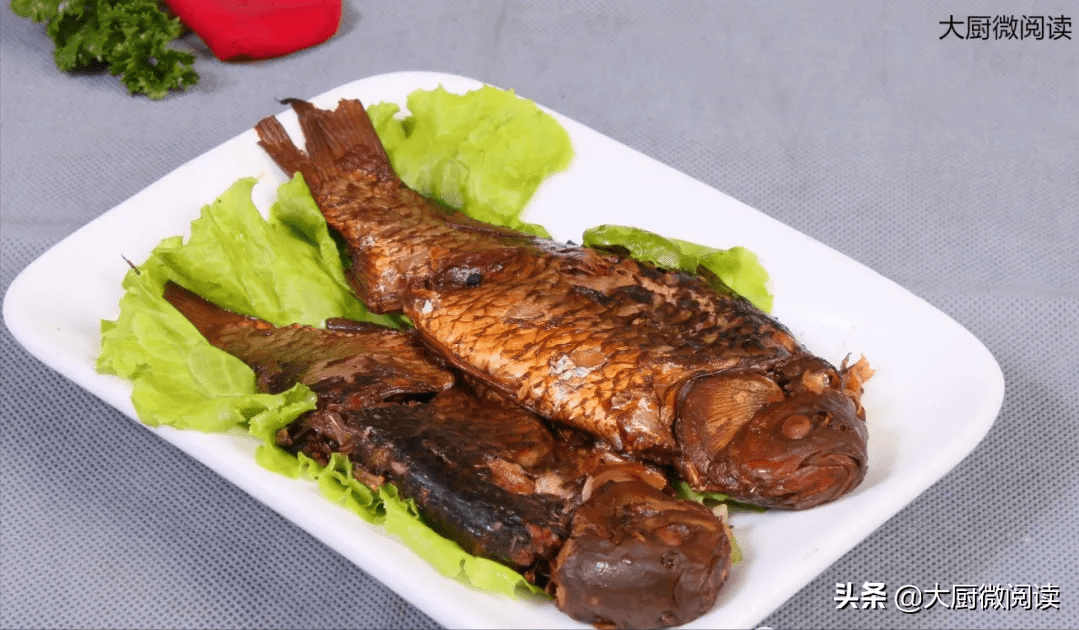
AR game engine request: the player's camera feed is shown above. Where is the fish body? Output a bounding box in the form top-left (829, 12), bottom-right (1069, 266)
top-left (255, 99), bottom-right (871, 510)
top-left (163, 281), bottom-right (732, 627)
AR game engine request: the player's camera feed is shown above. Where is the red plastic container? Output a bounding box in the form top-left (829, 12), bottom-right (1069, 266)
top-left (166, 0), bottom-right (342, 61)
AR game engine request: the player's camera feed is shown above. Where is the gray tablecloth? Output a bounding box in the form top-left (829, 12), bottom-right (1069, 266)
top-left (2, 2), bottom-right (1076, 629)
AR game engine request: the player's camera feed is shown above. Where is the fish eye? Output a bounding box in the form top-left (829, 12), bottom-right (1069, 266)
top-left (780, 414), bottom-right (812, 440)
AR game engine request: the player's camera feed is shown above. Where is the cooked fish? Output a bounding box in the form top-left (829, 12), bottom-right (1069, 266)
top-left (254, 99), bottom-right (871, 509)
top-left (163, 281), bottom-right (731, 627)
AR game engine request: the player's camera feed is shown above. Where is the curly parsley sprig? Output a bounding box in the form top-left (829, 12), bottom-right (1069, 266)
top-left (10, 0), bottom-right (198, 99)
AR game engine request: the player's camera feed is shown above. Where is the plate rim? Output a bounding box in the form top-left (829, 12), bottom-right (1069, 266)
top-left (1, 70), bottom-right (1006, 630)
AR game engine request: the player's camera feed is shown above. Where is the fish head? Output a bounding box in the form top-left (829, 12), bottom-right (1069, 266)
top-left (675, 362), bottom-right (869, 510)
top-left (550, 463), bottom-right (731, 629)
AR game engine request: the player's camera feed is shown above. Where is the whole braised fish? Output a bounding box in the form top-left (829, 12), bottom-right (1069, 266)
top-left (254, 98), bottom-right (872, 510)
top-left (163, 281), bottom-right (732, 629)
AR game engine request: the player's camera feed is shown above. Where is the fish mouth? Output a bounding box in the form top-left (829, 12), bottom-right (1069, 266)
top-left (675, 372), bottom-right (868, 510)
top-left (766, 451), bottom-right (866, 509)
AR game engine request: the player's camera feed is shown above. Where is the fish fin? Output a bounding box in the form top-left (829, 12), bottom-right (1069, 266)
top-left (255, 115), bottom-right (311, 178)
top-left (256, 98), bottom-right (397, 184)
top-left (162, 281), bottom-right (272, 345)
top-left (290, 98), bottom-right (392, 167)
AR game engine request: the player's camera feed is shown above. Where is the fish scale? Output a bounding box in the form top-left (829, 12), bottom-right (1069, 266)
top-left (406, 249), bottom-right (793, 455)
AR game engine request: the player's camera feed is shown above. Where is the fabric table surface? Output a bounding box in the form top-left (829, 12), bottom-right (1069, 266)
top-left (1, 2), bottom-right (1076, 629)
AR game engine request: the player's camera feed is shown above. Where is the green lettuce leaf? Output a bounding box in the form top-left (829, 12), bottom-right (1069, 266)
top-left (369, 86), bottom-right (573, 238)
top-left (673, 480), bottom-right (729, 505)
top-left (97, 174), bottom-right (394, 431)
top-left (155, 175), bottom-right (398, 329)
top-left (298, 452), bottom-right (382, 524)
top-left (697, 246), bottom-right (773, 313)
top-left (583, 225), bottom-right (774, 312)
top-left (96, 234), bottom-right (318, 433)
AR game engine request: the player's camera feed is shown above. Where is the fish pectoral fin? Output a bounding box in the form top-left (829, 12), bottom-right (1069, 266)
top-left (675, 372), bottom-right (784, 483)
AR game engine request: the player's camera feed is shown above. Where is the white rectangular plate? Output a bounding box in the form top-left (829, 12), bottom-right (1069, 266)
top-left (3, 71), bottom-right (1004, 629)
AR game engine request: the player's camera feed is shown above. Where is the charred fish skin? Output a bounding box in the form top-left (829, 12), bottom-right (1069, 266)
top-left (281, 392), bottom-right (735, 618)
top-left (279, 389), bottom-right (583, 572)
top-left (283, 393), bottom-right (733, 622)
top-left (253, 99), bottom-right (871, 510)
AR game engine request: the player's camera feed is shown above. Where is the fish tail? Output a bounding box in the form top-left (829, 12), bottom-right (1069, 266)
top-left (255, 98), bottom-right (396, 183)
top-left (254, 114), bottom-right (310, 178)
top-left (162, 281), bottom-right (271, 346)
